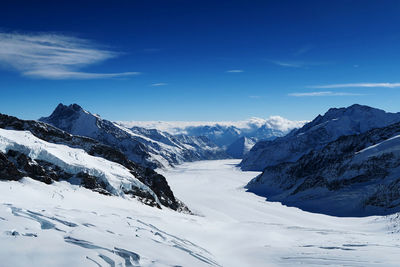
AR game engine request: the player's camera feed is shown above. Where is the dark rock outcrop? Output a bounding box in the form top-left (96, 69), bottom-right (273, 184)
top-left (0, 151), bottom-right (23, 181)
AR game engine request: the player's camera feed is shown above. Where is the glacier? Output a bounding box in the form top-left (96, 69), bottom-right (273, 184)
top-left (1, 160), bottom-right (399, 266)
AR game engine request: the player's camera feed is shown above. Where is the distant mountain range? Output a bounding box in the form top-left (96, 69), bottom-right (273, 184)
top-left (119, 116), bottom-right (306, 158)
top-left (244, 104), bottom-right (400, 216)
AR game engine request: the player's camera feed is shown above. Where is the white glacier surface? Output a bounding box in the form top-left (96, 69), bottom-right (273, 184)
top-left (0, 159), bottom-right (399, 266)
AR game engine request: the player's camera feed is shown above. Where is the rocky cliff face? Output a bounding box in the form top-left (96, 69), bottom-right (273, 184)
top-left (247, 120), bottom-right (400, 216)
top-left (40, 104), bottom-right (227, 169)
top-left (241, 104), bottom-right (400, 171)
top-left (0, 113), bottom-right (189, 212)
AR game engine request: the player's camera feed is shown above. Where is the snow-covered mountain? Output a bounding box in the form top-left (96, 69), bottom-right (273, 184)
top-left (226, 136), bottom-right (256, 158)
top-left (40, 104), bottom-right (227, 169)
top-left (246, 120), bottom-right (400, 216)
top-left (241, 104), bottom-right (400, 171)
top-left (119, 116), bottom-right (306, 158)
top-left (0, 113), bottom-right (189, 212)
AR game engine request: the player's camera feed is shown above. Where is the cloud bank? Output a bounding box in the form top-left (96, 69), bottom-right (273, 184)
top-left (118, 116), bottom-right (307, 134)
top-left (0, 32), bottom-right (139, 79)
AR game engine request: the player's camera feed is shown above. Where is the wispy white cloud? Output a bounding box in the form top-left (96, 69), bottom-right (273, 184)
top-left (270, 60), bottom-right (303, 68)
top-left (269, 60), bottom-right (325, 68)
top-left (310, 82), bottom-right (400, 89)
top-left (289, 91), bottom-right (364, 97)
top-left (0, 32), bottom-right (140, 79)
top-left (150, 82), bottom-right (167, 87)
top-left (24, 70), bottom-right (140, 79)
top-left (226, 69), bottom-right (244, 73)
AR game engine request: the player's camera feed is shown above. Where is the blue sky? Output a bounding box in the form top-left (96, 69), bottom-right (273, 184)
top-left (1, 0), bottom-right (400, 121)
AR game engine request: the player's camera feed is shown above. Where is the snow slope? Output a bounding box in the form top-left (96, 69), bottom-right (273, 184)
top-left (1, 160), bottom-right (399, 266)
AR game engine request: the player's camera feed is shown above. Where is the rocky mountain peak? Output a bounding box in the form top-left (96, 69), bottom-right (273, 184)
top-left (324, 104), bottom-right (380, 118)
top-left (41, 103), bottom-right (87, 124)
top-left (55, 103), bottom-right (84, 115)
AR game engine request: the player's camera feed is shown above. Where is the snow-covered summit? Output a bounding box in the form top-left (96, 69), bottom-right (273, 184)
top-left (297, 104), bottom-right (400, 136)
top-left (40, 103), bottom-right (100, 137)
top-left (241, 104), bottom-right (400, 171)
